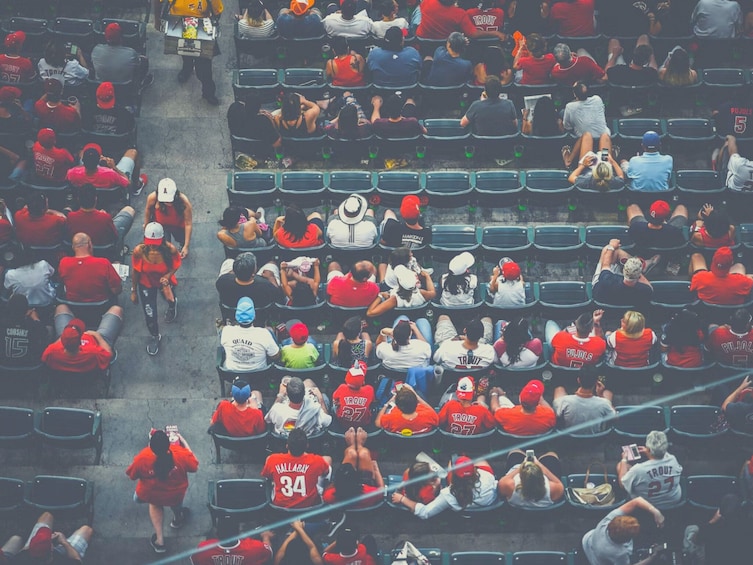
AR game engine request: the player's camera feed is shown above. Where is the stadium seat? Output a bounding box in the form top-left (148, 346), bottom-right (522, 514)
top-left (232, 69), bottom-right (280, 104)
top-left (669, 405), bottom-right (728, 445)
top-left (0, 478), bottom-right (25, 516)
top-left (496, 426), bottom-right (554, 448)
top-left (326, 171), bottom-right (374, 198)
top-left (474, 171), bottom-right (525, 208)
top-left (226, 171), bottom-right (278, 209)
top-left (536, 281), bottom-right (592, 315)
top-left (686, 475), bottom-right (739, 510)
top-left (25, 475), bottom-right (94, 523)
top-left (209, 429), bottom-right (269, 465)
top-left (512, 551), bottom-right (568, 564)
top-left (97, 18), bottom-right (147, 54)
top-left (280, 67), bottom-right (327, 99)
top-left (276, 34), bottom-right (327, 66)
top-left (381, 429), bottom-right (438, 455)
top-left (523, 170), bottom-right (574, 204)
top-left (532, 225), bottom-right (584, 259)
top-left (50, 18), bottom-right (96, 53)
top-left (430, 225), bottom-right (480, 262)
top-left (376, 171), bottom-right (423, 209)
top-left (0, 407), bottom-right (35, 450)
top-left (739, 224), bottom-right (753, 249)
top-left (471, 129), bottom-right (521, 160)
top-left (19, 178), bottom-right (71, 212)
top-left (420, 120), bottom-right (471, 160)
top-left (34, 407), bottom-right (103, 465)
top-left (230, 134), bottom-right (276, 162)
top-left (81, 124), bottom-right (138, 159)
top-left (86, 76), bottom-right (142, 116)
top-left (218, 300), bottom-right (273, 326)
top-left (666, 119), bottom-right (716, 149)
top-left (391, 545), bottom-right (444, 565)
top-left (279, 171), bottom-right (326, 208)
top-left (675, 170), bottom-right (726, 209)
top-left (267, 428), bottom-right (327, 455)
top-left (1, 18), bottom-right (49, 57)
top-left (480, 225), bottom-right (532, 263)
top-left (614, 118), bottom-right (666, 155)
top-left (423, 170), bottom-right (473, 208)
top-left (649, 281), bottom-right (697, 314)
top-left (234, 26), bottom-right (279, 68)
top-left (450, 551), bottom-right (506, 564)
top-left (584, 225), bottom-right (633, 260)
top-left (55, 294), bottom-right (114, 330)
top-left (659, 360), bottom-right (717, 390)
top-left (565, 472), bottom-right (626, 512)
top-left (612, 405), bottom-right (669, 442)
top-left (207, 479), bottom-right (267, 524)
top-left (437, 427), bottom-right (497, 456)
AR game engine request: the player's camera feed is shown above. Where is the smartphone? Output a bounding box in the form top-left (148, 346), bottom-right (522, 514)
top-left (601, 149), bottom-right (609, 161)
top-left (622, 444), bottom-right (641, 461)
top-left (649, 543), bottom-right (668, 555)
top-left (525, 449), bottom-right (535, 461)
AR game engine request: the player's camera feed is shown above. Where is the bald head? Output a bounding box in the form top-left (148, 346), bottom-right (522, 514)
top-left (72, 233), bottom-right (92, 256)
top-left (351, 260), bottom-right (374, 281)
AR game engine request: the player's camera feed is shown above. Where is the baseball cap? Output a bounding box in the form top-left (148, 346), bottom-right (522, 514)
top-left (157, 178), bottom-right (177, 202)
top-left (394, 264), bottom-right (418, 291)
top-left (43, 78), bottom-right (63, 95)
top-left (338, 194), bottom-right (367, 225)
top-left (235, 297), bottom-right (256, 324)
top-left (0, 86), bottom-right (21, 104)
top-left (291, 0), bottom-right (314, 16)
top-left (502, 261), bottom-right (521, 280)
top-left (144, 222), bottom-right (165, 245)
top-left (345, 360), bottom-right (368, 387)
top-left (105, 22), bottom-right (122, 43)
top-left (711, 246), bottom-right (734, 276)
top-left (4, 31), bottom-right (26, 49)
top-left (622, 257), bottom-right (643, 281)
top-left (519, 379), bottom-right (544, 406)
top-left (231, 379), bottom-right (252, 403)
top-left (37, 128), bottom-right (56, 149)
top-left (449, 252), bottom-right (474, 276)
top-left (642, 130), bottom-right (661, 150)
top-left (289, 322), bottom-right (309, 345)
top-left (649, 200), bottom-right (671, 223)
top-left (456, 376), bottom-right (475, 400)
top-left (61, 318), bottom-right (86, 350)
top-left (400, 195), bottom-right (421, 222)
top-left (96, 81), bottom-right (116, 109)
top-left (82, 142), bottom-right (103, 167)
top-left (453, 456), bottom-right (475, 479)
top-left (28, 525), bottom-right (52, 558)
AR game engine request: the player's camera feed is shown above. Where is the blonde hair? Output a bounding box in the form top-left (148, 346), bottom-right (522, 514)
top-left (621, 310), bottom-right (646, 337)
top-left (515, 461), bottom-right (546, 501)
top-left (593, 162), bottom-right (613, 191)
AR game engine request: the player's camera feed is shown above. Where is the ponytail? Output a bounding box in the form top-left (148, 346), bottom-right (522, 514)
top-left (150, 430), bottom-right (174, 481)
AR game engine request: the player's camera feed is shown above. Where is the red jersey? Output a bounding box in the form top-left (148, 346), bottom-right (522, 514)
top-left (322, 484), bottom-right (382, 509)
top-left (417, 0), bottom-right (477, 39)
top-left (126, 445), bottom-right (199, 507)
top-left (261, 452), bottom-right (330, 508)
top-left (708, 326), bottom-right (753, 367)
top-left (607, 329), bottom-right (657, 367)
top-left (694, 225), bottom-right (734, 248)
top-left (58, 255), bottom-right (121, 302)
top-left (550, 56), bottom-right (605, 84)
top-left (42, 335), bottom-right (112, 372)
top-left (379, 404), bottom-right (438, 435)
top-left (210, 400), bottom-right (266, 436)
top-left (32, 142), bottom-right (74, 183)
top-left (66, 165), bottom-right (130, 189)
top-left (466, 8), bottom-right (505, 31)
top-left (494, 405), bottom-right (555, 435)
top-left (550, 330), bottom-right (606, 367)
top-left (691, 271), bottom-right (753, 305)
top-left (438, 400), bottom-right (495, 435)
top-left (332, 383), bottom-right (375, 425)
top-left (0, 54), bottom-right (36, 83)
top-left (13, 208), bottom-right (66, 246)
top-left (190, 538), bottom-right (272, 565)
top-left (327, 274), bottom-right (380, 307)
top-left (323, 544), bottom-right (377, 565)
top-left (549, 0), bottom-right (595, 36)
top-left (33, 100), bottom-right (81, 133)
top-left (666, 344), bottom-right (703, 368)
top-left (517, 54), bottom-right (556, 85)
top-left (66, 208), bottom-right (118, 245)
top-left (274, 223), bottom-right (323, 249)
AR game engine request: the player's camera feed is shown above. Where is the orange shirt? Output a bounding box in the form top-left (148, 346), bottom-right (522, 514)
top-left (125, 445), bottom-right (199, 506)
top-left (691, 271), bottom-right (753, 305)
top-left (210, 400), bottom-right (266, 436)
top-left (494, 405), bottom-right (555, 435)
top-left (438, 400), bottom-right (495, 435)
top-left (379, 404), bottom-right (438, 435)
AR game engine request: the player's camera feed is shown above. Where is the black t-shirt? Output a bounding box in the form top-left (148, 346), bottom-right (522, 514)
top-left (215, 273), bottom-right (283, 309)
top-left (83, 107), bottom-right (135, 135)
top-left (0, 318), bottom-right (47, 367)
top-left (628, 222), bottom-right (686, 249)
top-left (607, 65), bottom-right (658, 86)
top-left (597, 0), bottom-right (648, 36)
top-left (715, 102), bottom-right (753, 137)
top-left (698, 513), bottom-right (753, 565)
top-left (380, 218), bottom-right (431, 248)
top-left (592, 269), bottom-right (652, 306)
top-left (226, 102), bottom-right (280, 143)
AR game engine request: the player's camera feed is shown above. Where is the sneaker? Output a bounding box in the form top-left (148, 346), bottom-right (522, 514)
top-left (165, 298), bottom-right (177, 323)
top-left (178, 70), bottom-right (191, 83)
top-left (133, 173), bottom-right (148, 196)
top-left (170, 507), bottom-right (189, 529)
top-left (203, 94), bottom-right (220, 106)
top-left (150, 534), bottom-right (167, 554)
top-left (140, 73), bottom-right (155, 90)
top-left (326, 512), bottom-right (346, 539)
top-left (147, 334), bottom-right (161, 356)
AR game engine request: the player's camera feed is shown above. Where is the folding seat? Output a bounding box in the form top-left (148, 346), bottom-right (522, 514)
top-left (659, 360), bottom-right (717, 390)
top-left (612, 405), bottom-right (668, 442)
top-left (473, 170), bottom-right (524, 208)
top-left (532, 225), bottom-right (584, 262)
top-left (230, 134), bottom-right (276, 163)
top-left (208, 479), bottom-right (267, 525)
top-left (326, 171), bottom-right (374, 199)
top-left (231, 69), bottom-right (280, 104)
top-left (233, 24), bottom-right (280, 68)
top-left (0, 407), bottom-right (35, 450)
top-left (740, 223), bottom-right (753, 250)
top-left (96, 19), bottom-right (147, 54)
top-left (278, 171), bottom-right (326, 209)
top-left (25, 475), bottom-right (94, 523)
top-left (584, 225), bottom-right (633, 262)
top-left (614, 118), bottom-right (666, 157)
top-left (280, 132), bottom-right (328, 160)
top-left (280, 68), bottom-right (327, 100)
top-left (657, 78), bottom-right (702, 113)
top-left (1, 18), bottom-right (49, 58)
top-left (666, 119), bottom-right (716, 152)
top-left (272, 343), bottom-right (327, 382)
top-left (209, 429), bottom-right (269, 464)
top-left (471, 128), bottom-right (521, 161)
top-left (81, 121), bottom-right (138, 156)
top-left (273, 290), bottom-right (328, 320)
top-left (520, 132), bottom-right (572, 167)
top-left (675, 170), bottom-right (726, 211)
top-left (565, 471), bottom-right (626, 512)
top-left (480, 225), bottom-right (532, 265)
top-left (438, 427), bottom-right (496, 456)
top-left (276, 35), bottom-right (327, 67)
top-left (559, 412), bottom-right (613, 446)
top-left (512, 551), bottom-right (568, 564)
top-left (50, 18), bottom-right (96, 54)
top-left (326, 426), bottom-right (381, 452)
top-left (423, 170), bottom-right (472, 208)
top-left (430, 224), bottom-right (480, 263)
top-left (381, 428), bottom-right (439, 456)
top-left (391, 545), bottom-right (444, 565)
top-left (325, 133), bottom-right (374, 162)
top-left (537, 281), bottom-right (592, 317)
top-left (605, 81), bottom-right (654, 114)
top-left (420, 120), bottom-right (471, 161)
top-left (524, 170), bottom-right (574, 205)
top-left (649, 281), bottom-right (696, 315)
top-left (376, 171), bottom-right (422, 210)
top-left (669, 405), bottom-right (727, 446)
top-left (604, 361), bottom-right (661, 390)
top-left (226, 171), bottom-right (278, 209)
top-left (702, 68), bottom-right (749, 112)
top-left (430, 286), bottom-right (484, 321)
top-left (266, 428), bottom-right (327, 455)
top-left (686, 475), bottom-right (739, 510)
top-left (218, 301), bottom-right (273, 327)
top-left (19, 178), bottom-right (71, 212)
top-left (34, 407), bottom-right (103, 464)
top-left (451, 552), bottom-right (507, 565)
top-left (414, 36), bottom-right (445, 58)
top-left (496, 427), bottom-right (554, 449)
top-left (0, 478), bottom-right (25, 516)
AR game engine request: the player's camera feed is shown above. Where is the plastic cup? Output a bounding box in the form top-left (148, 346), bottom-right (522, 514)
top-left (275, 151), bottom-right (284, 160)
top-left (67, 96), bottom-right (78, 106)
top-left (416, 145), bottom-right (426, 159)
top-left (321, 146), bottom-right (332, 160)
top-left (368, 145), bottom-right (379, 159)
top-left (514, 145), bottom-right (524, 159)
top-left (464, 145), bottom-right (475, 159)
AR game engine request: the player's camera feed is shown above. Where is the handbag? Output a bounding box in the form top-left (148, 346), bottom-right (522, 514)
top-left (391, 541), bottom-right (431, 565)
top-left (568, 462), bottom-right (616, 506)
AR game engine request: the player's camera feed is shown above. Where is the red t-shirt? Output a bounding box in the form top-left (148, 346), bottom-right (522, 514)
top-left (549, 0), bottom-right (595, 36)
top-left (13, 208), bottom-right (67, 246)
top-left (666, 341), bottom-right (704, 368)
top-left (210, 400), bottom-right (266, 436)
top-left (66, 208), bottom-right (118, 245)
top-left (494, 405), bottom-right (555, 435)
top-left (274, 223), bottom-right (323, 249)
top-left (323, 544), bottom-right (377, 565)
top-left (708, 327), bottom-right (753, 367)
top-left (691, 271), bottom-right (753, 305)
top-left (126, 445), bottom-right (199, 507)
top-left (32, 142), bottom-right (74, 183)
top-left (517, 54), bottom-right (556, 85)
top-left (327, 274), bottom-right (380, 307)
top-left (695, 225), bottom-right (734, 248)
top-left (322, 484), bottom-right (382, 509)
top-left (332, 383), bottom-right (375, 425)
top-left (191, 539), bottom-right (272, 565)
top-left (608, 329), bottom-right (657, 367)
top-left (379, 404), bottom-right (439, 435)
top-left (0, 54), bottom-right (36, 83)
top-left (33, 100), bottom-right (81, 133)
top-left (438, 400), bottom-right (495, 435)
top-left (66, 165), bottom-right (130, 189)
top-left (466, 7), bottom-right (505, 31)
top-left (417, 0), bottom-right (477, 39)
top-left (261, 452), bottom-right (330, 508)
top-left (42, 335), bottom-right (112, 372)
top-left (58, 255), bottom-right (121, 302)
top-left (401, 468), bottom-right (438, 504)
top-left (0, 218), bottom-right (12, 244)
top-left (550, 331), bottom-right (606, 367)
top-left (550, 56), bottom-right (605, 84)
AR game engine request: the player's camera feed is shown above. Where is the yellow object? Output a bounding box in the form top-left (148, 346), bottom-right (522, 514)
top-left (167, 0), bottom-right (224, 18)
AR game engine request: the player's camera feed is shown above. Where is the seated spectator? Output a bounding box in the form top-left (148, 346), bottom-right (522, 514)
top-left (14, 512), bottom-right (93, 565)
top-left (627, 200), bottom-right (688, 252)
top-left (397, 460), bottom-right (441, 505)
top-left (323, 0), bottom-right (373, 37)
top-left (58, 233), bottom-right (122, 303)
top-left (416, 0), bottom-right (505, 40)
top-left (553, 368), bottom-right (615, 433)
top-left (616, 430), bottom-right (683, 509)
top-left (209, 378), bottom-right (266, 436)
top-left (13, 193), bottom-right (67, 247)
top-left (280, 322), bottom-right (320, 368)
top-left (0, 294), bottom-right (47, 368)
top-left (83, 82), bottom-right (137, 135)
top-left (490, 380), bottom-right (555, 435)
top-left (34, 79), bottom-right (81, 134)
top-left (0, 148), bottom-right (23, 183)
top-left (660, 308), bottom-right (705, 368)
top-left (325, 37), bottom-right (366, 87)
top-left (707, 308), bottom-right (753, 367)
top-left (220, 297), bottom-right (280, 371)
top-left (265, 376), bottom-right (332, 436)
top-left (322, 426), bottom-right (384, 508)
top-left (68, 185), bottom-right (135, 248)
top-left (493, 318), bottom-right (543, 368)
top-left (692, 0), bottom-right (743, 38)
top-left (0, 86), bottom-right (30, 136)
top-left (543, 0), bottom-right (595, 37)
top-left (327, 194), bottom-right (377, 248)
top-left (721, 135), bottom-right (753, 192)
top-left (620, 131), bottom-right (673, 191)
top-left (261, 428), bottom-right (332, 507)
top-left (216, 252), bottom-right (283, 310)
top-left (691, 246), bottom-right (753, 305)
top-left (497, 450), bottom-right (565, 508)
top-left (379, 247), bottom-right (429, 292)
top-left (37, 40), bottom-right (89, 87)
top-left (91, 22), bottom-right (152, 86)
top-left (658, 46), bottom-right (697, 86)
top-left (191, 519), bottom-right (273, 565)
top-left (332, 361), bottom-right (375, 428)
top-left (276, 92), bottom-right (321, 138)
top-left (513, 33), bottom-right (555, 85)
top-left (235, 0), bottom-right (276, 39)
top-left (690, 203), bottom-right (734, 248)
top-left (324, 92), bottom-right (372, 139)
top-left (438, 252), bottom-right (477, 306)
top-left (713, 95), bottom-right (753, 137)
top-left (604, 35), bottom-right (658, 86)
top-left (467, 0), bottom-right (505, 33)
top-left (391, 456), bottom-right (499, 518)
top-left (438, 376), bottom-right (495, 435)
top-left (217, 205), bottom-right (267, 249)
top-left (273, 205), bottom-right (324, 248)
top-left (380, 196), bottom-right (430, 248)
top-left (370, 93), bottom-right (427, 138)
top-left (375, 317), bottom-right (432, 371)
top-left (3, 256), bottom-right (56, 310)
top-left (721, 375), bottom-right (753, 435)
top-left (0, 32), bottom-right (36, 84)
top-left (67, 143), bottom-right (139, 195)
top-left (472, 45), bottom-right (513, 86)
top-left (366, 264), bottom-right (435, 316)
top-left (521, 96), bottom-right (564, 136)
top-left (606, 310), bottom-right (657, 367)
top-left (280, 257), bottom-right (320, 307)
top-left (42, 306), bottom-right (122, 372)
top-left (488, 258), bottom-right (526, 307)
top-left (551, 43), bottom-right (606, 84)
top-left (366, 26), bottom-right (421, 87)
top-left (226, 92), bottom-right (282, 149)
top-left (689, 493), bottom-right (752, 565)
top-left (434, 316), bottom-right (496, 370)
top-left (31, 128), bottom-right (73, 185)
top-left (372, 0), bottom-right (408, 38)
top-left (277, 0), bottom-right (325, 38)
top-left (327, 260), bottom-right (380, 307)
top-left (562, 83), bottom-right (609, 143)
top-left (547, 310), bottom-right (606, 368)
top-left (332, 316), bottom-right (373, 367)
top-left (323, 525), bottom-right (378, 564)
top-left (566, 132), bottom-right (625, 192)
top-left (423, 32), bottom-right (472, 86)
top-left (460, 76), bottom-right (518, 136)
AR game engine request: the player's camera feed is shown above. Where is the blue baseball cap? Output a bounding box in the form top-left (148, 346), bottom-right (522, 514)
top-left (642, 131), bottom-right (661, 149)
top-left (235, 297), bottom-right (255, 324)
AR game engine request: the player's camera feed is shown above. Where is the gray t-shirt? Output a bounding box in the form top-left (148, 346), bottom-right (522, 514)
top-left (91, 44), bottom-right (140, 83)
top-left (553, 394), bottom-right (614, 434)
top-left (582, 508), bottom-right (633, 565)
top-left (563, 95), bottom-right (609, 138)
top-left (621, 453), bottom-right (683, 509)
top-left (463, 98), bottom-right (517, 136)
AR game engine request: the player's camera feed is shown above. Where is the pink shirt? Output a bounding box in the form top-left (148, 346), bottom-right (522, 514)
top-left (66, 165), bottom-right (129, 189)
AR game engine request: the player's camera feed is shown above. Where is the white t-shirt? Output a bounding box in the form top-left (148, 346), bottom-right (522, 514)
top-left (371, 18), bottom-right (409, 38)
top-left (265, 398), bottom-right (333, 435)
top-left (37, 58), bottom-right (89, 86)
top-left (237, 18), bottom-right (276, 38)
top-left (391, 288), bottom-right (427, 308)
top-left (499, 348), bottom-right (540, 368)
top-left (4, 261), bottom-right (56, 307)
top-left (439, 273), bottom-right (478, 306)
top-left (376, 340), bottom-right (432, 370)
top-left (323, 12), bottom-right (374, 37)
top-left (726, 153), bottom-right (753, 191)
top-left (220, 325), bottom-right (280, 371)
top-left (490, 279), bottom-right (526, 307)
top-left (413, 468), bottom-right (497, 519)
top-left (621, 453), bottom-right (683, 509)
top-left (581, 508), bottom-right (633, 565)
top-left (326, 217), bottom-right (377, 248)
top-left (433, 340), bottom-right (496, 370)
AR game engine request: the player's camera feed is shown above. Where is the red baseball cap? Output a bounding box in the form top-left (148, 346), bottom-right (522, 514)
top-left (453, 456), bottom-right (475, 479)
top-left (345, 360), bottom-right (367, 387)
top-left (456, 376), bottom-right (475, 400)
top-left (4, 31), bottom-right (26, 49)
top-left (0, 86), bottom-right (21, 104)
top-left (400, 195), bottom-right (421, 222)
top-left (711, 246), bottom-right (734, 276)
top-left (289, 322), bottom-right (309, 345)
top-left (519, 379), bottom-right (544, 406)
top-left (502, 261), bottom-right (521, 280)
top-left (60, 318), bottom-right (86, 350)
top-left (96, 81), bottom-right (116, 109)
top-left (37, 128), bottom-right (56, 149)
top-left (649, 200), bottom-right (671, 223)
top-left (104, 22), bottom-right (122, 43)
top-left (28, 525), bottom-right (52, 558)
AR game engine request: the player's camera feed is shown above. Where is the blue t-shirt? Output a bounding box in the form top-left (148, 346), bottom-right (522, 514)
top-left (367, 46), bottom-right (422, 87)
top-left (276, 13), bottom-right (324, 38)
top-left (424, 46), bottom-right (472, 86)
top-left (624, 152), bottom-right (673, 191)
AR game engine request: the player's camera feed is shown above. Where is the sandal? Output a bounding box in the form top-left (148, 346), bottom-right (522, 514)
top-left (561, 145), bottom-right (572, 167)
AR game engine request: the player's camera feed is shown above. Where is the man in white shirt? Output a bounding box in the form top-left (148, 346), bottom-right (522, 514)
top-left (370, 0), bottom-right (408, 38)
top-left (323, 0), bottom-right (373, 38)
top-left (692, 0), bottom-right (743, 38)
top-left (433, 316), bottom-right (496, 370)
top-left (720, 135), bottom-right (753, 191)
top-left (563, 82), bottom-right (609, 143)
top-left (219, 297), bottom-right (280, 371)
top-left (265, 376), bottom-right (332, 436)
top-left (326, 194), bottom-right (378, 248)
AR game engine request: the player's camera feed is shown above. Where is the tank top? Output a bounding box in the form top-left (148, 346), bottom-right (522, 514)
top-left (154, 204), bottom-right (184, 229)
top-left (132, 248), bottom-right (179, 288)
top-left (508, 467), bottom-right (553, 508)
top-left (329, 55), bottom-right (365, 87)
top-left (221, 225), bottom-right (259, 247)
top-left (280, 115), bottom-right (311, 137)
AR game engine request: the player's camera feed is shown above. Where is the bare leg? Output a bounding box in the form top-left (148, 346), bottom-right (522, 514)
top-left (148, 504), bottom-right (165, 545)
top-left (553, 386), bottom-right (567, 400)
top-left (635, 34), bottom-right (657, 69)
top-left (597, 132), bottom-right (613, 154)
top-left (689, 253), bottom-right (708, 276)
top-left (626, 204), bottom-right (645, 224)
top-left (730, 263), bottom-right (747, 275)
